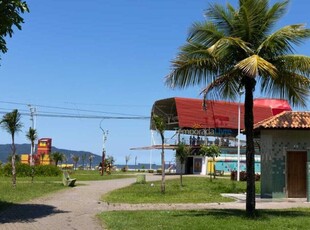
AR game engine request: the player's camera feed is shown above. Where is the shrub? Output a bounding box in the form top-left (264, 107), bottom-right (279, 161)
top-left (1, 163), bottom-right (33, 177)
top-left (34, 165), bottom-right (62, 176)
top-left (148, 169), bottom-right (154, 173)
top-left (1, 163), bottom-right (62, 177)
top-left (122, 166), bottom-right (128, 172)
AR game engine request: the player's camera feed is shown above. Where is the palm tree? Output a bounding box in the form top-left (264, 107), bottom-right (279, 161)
top-left (71, 154), bottom-right (80, 170)
top-left (26, 127), bottom-right (38, 165)
top-left (176, 143), bottom-right (190, 187)
top-left (1, 109), bottom-right (23, 187)
top-left (125, 154), bottom-right (131, 171)
top-left (153, 114), bottom-right (166, 193)
top-left (89, 154), bottom-right (94, 169)
top-left (51, 152), bottom-right (65, 166)
top-left (165, 0), bottom-right (310, 216)
top-left (81, 153), bottom-right (87, 169)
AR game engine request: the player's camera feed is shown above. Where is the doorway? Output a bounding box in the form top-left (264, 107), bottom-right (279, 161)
top-left (185, 157), bottom-right (193, 174)
top-left (287, 151), bottom-right (307, 198)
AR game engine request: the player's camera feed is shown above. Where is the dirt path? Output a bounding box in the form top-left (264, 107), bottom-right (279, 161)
top-left (0, 177), bottom-right (139, 230)
top-left (0, 174), bottom-right (310, 230)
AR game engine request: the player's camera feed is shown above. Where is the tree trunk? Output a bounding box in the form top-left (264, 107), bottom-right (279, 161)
top-left (11, 136), bottom-right (16, 188)
top-left (180, 164), bottom-right (183, 187)
top-left (161, 137), bottom-right (165, 193)
top-left (244, 78), bottom-right (256, 217)
top-left (213, 157), bottom-right (216, 179)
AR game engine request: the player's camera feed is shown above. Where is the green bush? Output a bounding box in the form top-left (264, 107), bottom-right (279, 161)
top-left (1, 163), bottom-right (32, 177)
top-left (34, 165), bottom-right (62, 176)
top-left (0, 163), bottom-right (61, 177)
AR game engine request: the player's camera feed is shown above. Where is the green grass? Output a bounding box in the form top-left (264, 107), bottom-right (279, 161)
top-left (102, 176), bottom-right (260, 204)
top-left (98, 208), bottom-right (310, 230)
top-left (0, 177), bottom-right (66, 211)
top-left (0, 170), bottom-right (135, 212)
top-left (69, 170), bottom-right (136, 181)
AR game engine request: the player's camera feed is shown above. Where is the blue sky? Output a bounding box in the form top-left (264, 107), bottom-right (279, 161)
top-left (0, 0), bottom-right (309, 165)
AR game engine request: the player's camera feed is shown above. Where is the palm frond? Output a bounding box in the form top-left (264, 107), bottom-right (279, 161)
top-left (165, 57), bottom-right (218, 89)
top-left (235, 55), bottom-right (278, 78)
top-left (260, 71), bottom-right (310, 107)
top-left (208, 36), bottom-right (253, 58)
top-left (204, 3), bottom-right (235, 34)
top-left (237, 0), bottom-right (269, 42)
top-left (165, 43), bottom-right (219, 89)
top-left (260, 0), bottom-right (289, 35)
top-left (273, 55), bottom-right (310, 76)
top-left (201, 70), bottom-right (240, 101)
top-left (188, 22), bottom-right (225, 47)
top-left (257, 24), bottom-right (310, 55)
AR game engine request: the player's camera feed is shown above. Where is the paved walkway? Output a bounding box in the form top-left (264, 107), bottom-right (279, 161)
top-left (0, 175), bottom-right (310, 230)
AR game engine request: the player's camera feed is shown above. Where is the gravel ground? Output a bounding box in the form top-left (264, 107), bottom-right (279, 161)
top-left (0, 174), bottom-right (310, 230)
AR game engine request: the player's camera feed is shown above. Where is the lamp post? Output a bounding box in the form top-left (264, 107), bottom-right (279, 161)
top-left (100, 120), bottom-right (108, 176)
top-left (28, 105), bottom-right (36, 165)
top-left (237, 90), bottom-right (244, 181)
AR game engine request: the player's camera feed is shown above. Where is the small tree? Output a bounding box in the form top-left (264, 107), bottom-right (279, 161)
top-left (153, 114), bottom-right (166, 194)
top-left (199, 145), bottom-right (221, 181)
top-left (125, 154), bottom-right (131, 170)
top-left (71, 154), bottom-right (80, 170)
top-left (81, 153), bottom-right (87, 169)
top-left (176, 143), bottom-right (190, 187)
top-left (105, 155), bottom-right (115, 174)
top-left (88, 154), bottom-right (94, 169)
top-left (51, 152), bottom-right (65, 166)
top-left (1, 109), bottom-right (23, 187)
top-left (26, 127), bottom-right (38, 165)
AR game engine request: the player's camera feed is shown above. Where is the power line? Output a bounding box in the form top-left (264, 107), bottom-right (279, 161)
top-left (0, 100), bottom-right (148, 117)
top-left (0, 110), bottom-right (150, 120)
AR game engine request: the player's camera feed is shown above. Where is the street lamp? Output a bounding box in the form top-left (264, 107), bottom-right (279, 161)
top-left (237, 89), bottom-right (244, 181)
top-left (28, 105), bottom-right (36, 166)
top-left (100, 120), bottom-right (108, 176)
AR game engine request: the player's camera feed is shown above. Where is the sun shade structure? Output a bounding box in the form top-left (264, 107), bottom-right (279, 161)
top-left (150, 97), bottom-right (292, 137)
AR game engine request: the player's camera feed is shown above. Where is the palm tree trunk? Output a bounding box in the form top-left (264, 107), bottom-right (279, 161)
top-left (11, 135), bottom-right (16, 188)
top-left (244, 78), bottom-right (256, 217)
top-left (161, 135), bottom-right (165, 193)
top-left (30, 142), bottom-right (34, 166)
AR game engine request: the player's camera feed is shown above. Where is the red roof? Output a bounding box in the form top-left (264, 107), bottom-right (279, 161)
top-left (151, 97), bottom-right (292, 131)
top-left (254, 111), bottom-right (310, 130)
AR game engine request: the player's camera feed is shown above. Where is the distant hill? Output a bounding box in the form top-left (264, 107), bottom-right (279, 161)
top-left (0, 144), bottom-right (102, 166)
top-left (0, 144), bottom-right (164, 169)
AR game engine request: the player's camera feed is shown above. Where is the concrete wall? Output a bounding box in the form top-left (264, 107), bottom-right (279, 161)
top-left (260, 130), bottom-right (310, 198)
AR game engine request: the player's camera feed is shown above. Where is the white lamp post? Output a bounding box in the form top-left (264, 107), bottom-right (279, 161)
top-left (237, 90), bottom-right (244, 181)
top-left (100, 120), bottom-right (108, 175)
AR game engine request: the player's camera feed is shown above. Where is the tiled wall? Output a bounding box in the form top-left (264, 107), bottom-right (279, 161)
top-left (260, 130), bottom-right (310, 198)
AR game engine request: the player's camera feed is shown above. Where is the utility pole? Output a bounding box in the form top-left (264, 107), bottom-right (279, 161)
top-left (100, 120), bottom-right (108, 176)
top-left (28, 105), bottom-right (36, 165)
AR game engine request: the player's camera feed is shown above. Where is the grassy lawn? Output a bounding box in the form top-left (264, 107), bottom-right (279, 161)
top-left (0, 177), bottom-right (66, 211)
top-left (99, 208), bottom-right (310, 230)
top-left (102, 176), bottom-right (260, 204)
top-left (0, 170), bottom-right (135, 212)
top-left (69, 170), bottom-right (136, 181)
